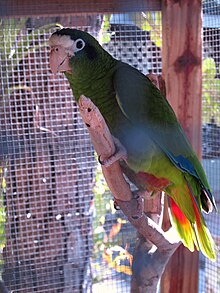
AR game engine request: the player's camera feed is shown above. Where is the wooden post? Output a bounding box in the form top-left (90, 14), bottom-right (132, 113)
top-left (161, 0), bottom-right (202, 292)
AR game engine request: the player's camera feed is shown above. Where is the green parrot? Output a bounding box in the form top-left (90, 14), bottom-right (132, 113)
top-left (49, 28), bottom-right (217, 260)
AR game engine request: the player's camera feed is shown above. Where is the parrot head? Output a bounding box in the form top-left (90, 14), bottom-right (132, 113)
top-left (49, 28), bottom-right (106, 74)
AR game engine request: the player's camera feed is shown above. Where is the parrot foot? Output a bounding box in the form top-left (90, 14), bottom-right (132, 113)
top-left (114, 194), bottom-right (144, 220)
top-left (98, 137), bottom-right (127, 167)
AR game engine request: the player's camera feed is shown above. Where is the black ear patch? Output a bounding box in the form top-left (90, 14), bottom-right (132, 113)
top-left (85, 45), bottom-right (98, 60)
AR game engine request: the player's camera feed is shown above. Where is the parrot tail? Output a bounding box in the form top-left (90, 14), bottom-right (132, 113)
top-left (168, 182), bottom-right (217, 261)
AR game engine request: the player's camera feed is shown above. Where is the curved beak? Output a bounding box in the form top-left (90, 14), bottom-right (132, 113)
top-left (49, 45), bottom-right (73, 74)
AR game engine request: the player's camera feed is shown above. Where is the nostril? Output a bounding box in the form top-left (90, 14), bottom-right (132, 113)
top-left (55, 47), bottom-right (59, 52)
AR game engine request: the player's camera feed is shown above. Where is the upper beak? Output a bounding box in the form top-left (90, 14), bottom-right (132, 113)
top-left (49, 46), bottom-right (73, 74)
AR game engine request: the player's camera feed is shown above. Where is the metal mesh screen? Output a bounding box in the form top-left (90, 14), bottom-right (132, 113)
top-left (0, 18), bottom-right (97, 293)
top-left (1, 4), bottom-right (220, 292)
top-left (0, 13), bottom-right (162, 292)
top-left (200, 1), bottom-right (220, 292)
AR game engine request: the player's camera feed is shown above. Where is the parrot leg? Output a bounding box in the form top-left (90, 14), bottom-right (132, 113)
top-left (98, 136), bottom-right (127, 167)
top-left (114, 192), bottom-right (144, 220)
top-left (138, 189), bottom-right (159, 200)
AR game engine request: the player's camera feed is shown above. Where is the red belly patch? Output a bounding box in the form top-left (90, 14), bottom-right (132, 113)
top-left (137, 172), bottom-right (170, 191)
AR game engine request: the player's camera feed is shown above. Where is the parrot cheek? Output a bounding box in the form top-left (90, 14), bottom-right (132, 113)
top-left (49, 49), bottom-right (72, 74)
top-left (57, 56), bottom-right (72, 73)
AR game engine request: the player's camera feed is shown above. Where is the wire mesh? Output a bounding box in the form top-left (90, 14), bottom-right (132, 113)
top-left (103, 13), bottom-right (162, 74)
top-left (201, 1), bottom-right (220, 292)
top-left (0, 3), bottom-right (219, 293)
top-left (0, 18), bottom-right (97, 293)
top-left (0, 13), bottom-right (162, 292)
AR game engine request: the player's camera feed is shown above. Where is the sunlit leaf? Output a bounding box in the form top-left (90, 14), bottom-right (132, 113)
top-left (99, 215), bottom-right (105, 225)
top-left (202, 58), bottom-right (216, 79)
top-left (202, 58), bottom-right (220, 122)
top-left (203, 91), bottom-right (211, 104)
top-left (94, 225), bottom-right (105, 234)
top-left (113, 265), bottom-right (132, 275)
top-left (109, 220), bottom-right (122, 239)
top-left (103, 248), bottom-right (112, 264)
top-left (129, 12), bottom-right (162, 47)
top-left (103, 246), bottom-right (133, 275)
top-left (1, 178), bottom-right (6, 192)
top-left (141, 12), bottom-right (162, 47)
top-left (123, 249), bottom-right (133, 266)
top-left (100, 15), bottom-right (111, 45)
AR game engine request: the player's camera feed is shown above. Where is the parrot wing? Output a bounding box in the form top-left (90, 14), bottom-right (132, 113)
top-left (113, 62), bottom-right (216, 211)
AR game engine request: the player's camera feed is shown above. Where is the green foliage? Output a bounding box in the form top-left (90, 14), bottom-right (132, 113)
top-left (0, 165), bottom-right (7, 251)
top-left (92, 160), bottom-right (132, 281)
top-left (100, 15), bottom-right (111, 44)
top-left (100, 12), bottom-right (162, 47)
top-left (92, 162), bottom-right (116, 252)
top-left (141, 12), bottom-right (162, 47)
top-left (202, 58), bottom-right (220, 123)
top-left (202, 58), bottom-right (216, 78)
top-left (0, 19), bottom-right (28, 75)
top-left (0, 18), bottom-right (60, 89)
top-left (131, 12), bottom-right (162, 47)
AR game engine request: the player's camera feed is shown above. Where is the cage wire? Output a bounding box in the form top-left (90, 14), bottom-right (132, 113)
top-left (201, 2), bottom-right (220, 293)
top-left (0, 2), bottom-right (219, 293)
top-left (0, 19), bottom-right (97, 293)
top-left (0, 12), bottom-right (162, 293)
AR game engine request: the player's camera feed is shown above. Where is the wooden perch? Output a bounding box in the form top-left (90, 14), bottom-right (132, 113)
top-left (78, 95), bottom-right (180, 293)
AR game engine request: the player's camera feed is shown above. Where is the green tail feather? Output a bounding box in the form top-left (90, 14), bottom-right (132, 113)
top-left (194, 216), bottom-right (217, 261)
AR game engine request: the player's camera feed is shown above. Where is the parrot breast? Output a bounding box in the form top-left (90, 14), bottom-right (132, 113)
top-left (136, 172), bottom-right (170, 191)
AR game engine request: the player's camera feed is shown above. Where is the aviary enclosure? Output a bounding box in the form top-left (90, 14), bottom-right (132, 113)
top-left (0, 0), bottom-right (219, 292)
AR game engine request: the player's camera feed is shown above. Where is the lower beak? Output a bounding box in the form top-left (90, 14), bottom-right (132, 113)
top-left (49, 48), bottom-right (72, 74)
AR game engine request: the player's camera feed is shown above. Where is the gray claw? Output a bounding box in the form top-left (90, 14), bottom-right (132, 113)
top-left (114, 200), bottom-right (120, 211)
top-left (98, 155), bottom-right (105, 165)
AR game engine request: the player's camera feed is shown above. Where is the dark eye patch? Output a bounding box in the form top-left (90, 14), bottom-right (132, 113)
top-left (85, 45), bottom-right (98, 60)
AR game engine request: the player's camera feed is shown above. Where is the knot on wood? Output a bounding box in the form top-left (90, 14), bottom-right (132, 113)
top-left (174, 50), bottom-right (200, 73)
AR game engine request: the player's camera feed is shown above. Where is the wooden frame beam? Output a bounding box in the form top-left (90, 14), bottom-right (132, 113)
top-left (0, 0), bottom-right (161, 18)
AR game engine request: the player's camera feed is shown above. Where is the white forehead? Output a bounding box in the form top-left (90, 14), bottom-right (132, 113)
top-left (49, 34), bottom-right (74, 48)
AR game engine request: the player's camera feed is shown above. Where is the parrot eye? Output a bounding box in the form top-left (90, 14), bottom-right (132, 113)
top-left (74, 39), bottom-right (85, 52)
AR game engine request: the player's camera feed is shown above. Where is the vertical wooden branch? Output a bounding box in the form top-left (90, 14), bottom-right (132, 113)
top-left (161, 0), bottom-right (202, 292)
top-left (78, 95), bottom-right (180, 293)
